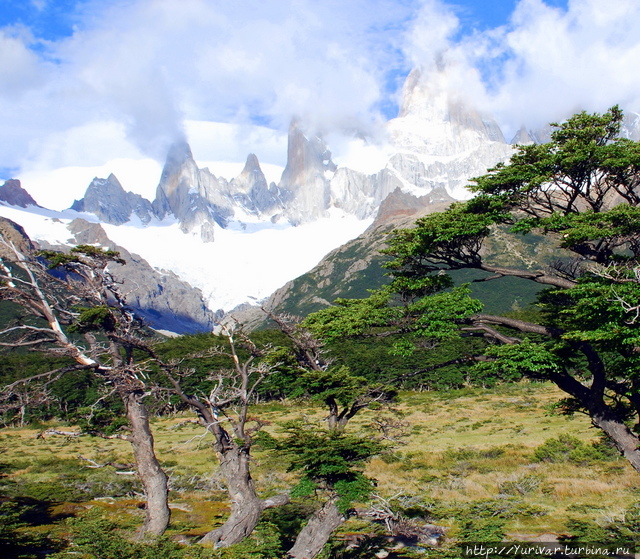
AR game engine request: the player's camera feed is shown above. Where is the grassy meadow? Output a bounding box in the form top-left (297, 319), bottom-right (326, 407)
top-left (0, 381), bottom-right (637, 553)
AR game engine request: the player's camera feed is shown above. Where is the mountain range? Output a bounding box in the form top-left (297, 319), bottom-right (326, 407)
top-left (1, 65), bottom-right (639, 334)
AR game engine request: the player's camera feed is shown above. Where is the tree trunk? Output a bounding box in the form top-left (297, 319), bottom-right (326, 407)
top-left (288, 498), bottom-right (345, 559)
top-left (591, 410), bottom-right (640, 474)
top-left (123, 392), bottom-right (171, 539)
top-left (198, 442), bottom-right (290, 547)
top-left (200, 445), bottom-right (266, 547)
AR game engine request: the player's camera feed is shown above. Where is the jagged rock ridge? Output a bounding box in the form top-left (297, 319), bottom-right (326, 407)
top-left (67, 64), bottom-right (521, 240)
top-left (0, 180), bottom-right (40, 208)
top-left (38, 218), bottom-right (217, 334)
top-left (71, 174), bottom-right (154, 225)
top-left (7, 63), bottom-right (640, 328)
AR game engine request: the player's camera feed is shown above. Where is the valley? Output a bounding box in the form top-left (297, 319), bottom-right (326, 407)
top-left (1, 383), bottom-right (635, 557)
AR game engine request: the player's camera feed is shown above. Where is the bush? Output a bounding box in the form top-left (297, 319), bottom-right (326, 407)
top-left (561, 502), bottom-right (640, 552)
top-left (498, 474), bottom-right (544, 496)
top-left (533, 434), bottom-right (615, 465)
top-left (0, 501), bottom-right (63, 557)
top-left (6, 458), bottom-right (141, 502)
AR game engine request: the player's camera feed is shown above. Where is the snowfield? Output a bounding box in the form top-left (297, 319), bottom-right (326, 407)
top-left (0, 203), bottom-right (371, 312)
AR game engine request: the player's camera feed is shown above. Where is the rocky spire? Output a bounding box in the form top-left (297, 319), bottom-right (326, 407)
top-left (230, 153), bottom-right (281, 215)
top-left (152, 142), bottom-right (233, 242)
top-left (0, 179), bottom-right (40, 208)
top-left (71, 174), bottom-right (154, 225)
top-left (384, 65), bottom-right (514, 200)
top-left (278, 120), bottom-right (337, 224)
top-left (510, 125), bottom-right (535, 145)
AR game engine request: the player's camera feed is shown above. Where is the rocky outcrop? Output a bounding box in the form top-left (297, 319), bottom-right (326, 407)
top-left (510, 125), bottom-right (535, 145)
top-left (0, 180), bottom-right (40, 208)
top-left (0, 216), bottom-right (36, 258)
top-left (229, 154), bottom-right (283, 215)
top-left (152, 142), bottom-right (233, 242)
top-left (384, 66), bottom-right (514, 200)
top-left (371, 186), bottom-right (454, 228)
top-left (42, 218), bottom-right (217, 334)
top-left (279, 121), bottom-right (337, 224)
top-left (71, 174), bottom-right (154, 225)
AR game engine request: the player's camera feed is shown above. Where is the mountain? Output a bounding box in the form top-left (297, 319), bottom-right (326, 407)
top-left (4, 64), bottom-right (638, 331)
top-left (152, 141), bottom-right (235, 242)
top-left (68, 64), bottom-right (517, 240)
top-left (229, 153), bottom-right (283, 216)
top-left (71, 174), bottom-right (154, 225)
top-left (0, 180), bottom-right (40, 208)
top-left (29, 217), bottom-right (216, 334)
top-left (383, 67), bottom-right (514, 201)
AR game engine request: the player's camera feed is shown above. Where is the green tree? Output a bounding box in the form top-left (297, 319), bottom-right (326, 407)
top-left (308, 106), bottom-right (640, 474)
top-left (264, 311), bottom-right (394, 559)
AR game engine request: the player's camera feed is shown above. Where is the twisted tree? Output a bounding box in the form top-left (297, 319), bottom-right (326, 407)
top-left (305, 107), bottom-right (640, 474)
top-left (158, 325), bottom-right (290, 548)
top-left (0, 221), bottom-right (170, 538)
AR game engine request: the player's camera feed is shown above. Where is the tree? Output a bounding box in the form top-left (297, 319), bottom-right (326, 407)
top-left (269, 423), bottom-right (383, 559)
top-left (264, 311), bottom-right (393, 559)
top-left (307, 107), bottom-right (640, 474)
top-left (158, 324), bottom-right (290, 548)
top-left (0, 221), bottom-right (170, 538)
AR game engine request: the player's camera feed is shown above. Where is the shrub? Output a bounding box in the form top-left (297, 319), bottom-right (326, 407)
top-left (0, 501), bottom-right (63, 557)
top-left (498, 474), bottom-right (543, 496)
top-left (533, 434), bottom-right (615, 465)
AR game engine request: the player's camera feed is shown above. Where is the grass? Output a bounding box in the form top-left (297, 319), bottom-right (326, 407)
top-left (0, 381), bottom-right (637, 548)
top-left (361, 382), bottom-right (637, 537)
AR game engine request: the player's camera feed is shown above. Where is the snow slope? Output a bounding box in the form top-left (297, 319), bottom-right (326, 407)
top-left (0, 203), bottom-right (371, 312)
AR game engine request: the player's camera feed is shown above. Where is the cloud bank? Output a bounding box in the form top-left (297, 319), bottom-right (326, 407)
top-left (407, 0), bottom-right (640, 135)
top-left (1, 0), bottom-right (640, 187)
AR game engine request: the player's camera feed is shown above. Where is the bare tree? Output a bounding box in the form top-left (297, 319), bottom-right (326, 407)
top-left (159, 324), bottom-right (289, 548)
top-left (0, 220), bottom-right (170, 538)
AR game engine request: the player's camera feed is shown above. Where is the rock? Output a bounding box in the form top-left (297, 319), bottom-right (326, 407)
top-left (50, 218), bottom-right (216, 334)
top-left (229, 153), bottom-right (283, 215)
top-left (279, 120), bottom-right (335, 224)
top-left (152, 142), bottom-right (233, 241)
top-left (0, 216), bottom-right (36, 258)
top-left (71, 174), bottom-right (154, 225)
top-left (511, 125), bottom-right (535, 145)
top-left (0, 179), bottom-right (40, 208)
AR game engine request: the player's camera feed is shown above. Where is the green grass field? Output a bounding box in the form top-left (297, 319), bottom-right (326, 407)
top-left (0, 381), bottom-right (637, 550)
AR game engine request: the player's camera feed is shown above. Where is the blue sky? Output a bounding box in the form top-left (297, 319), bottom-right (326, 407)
top-left (0, 0), bottom-right (82, 41)
top-left (0, 0), bottom-right (638, 199)
top-left (0, 1), bottom-right (569, 41)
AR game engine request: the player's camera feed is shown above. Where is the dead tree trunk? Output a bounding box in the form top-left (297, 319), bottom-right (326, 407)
top-left (123, 390), bottom-right (171, 538)
top-left (288, 498), bottom-right (345, 559)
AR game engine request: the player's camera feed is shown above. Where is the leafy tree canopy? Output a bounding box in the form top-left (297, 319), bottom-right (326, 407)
top-left (306, 106), bottom-right (640, 474)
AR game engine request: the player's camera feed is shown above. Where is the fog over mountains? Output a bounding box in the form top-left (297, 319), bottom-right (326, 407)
top-left (1, 66), bottom-right (639, 334)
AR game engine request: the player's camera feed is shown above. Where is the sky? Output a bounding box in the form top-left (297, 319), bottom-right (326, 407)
top-left (2, 0), bottom-right (640, 209)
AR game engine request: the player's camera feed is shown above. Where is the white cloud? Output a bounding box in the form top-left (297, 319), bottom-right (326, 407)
top-left (0, 30), bottom-right (45, 96)
top-left (395, 0), bottom-right (640, 138)
top-left (30, 0), bottom-right (48, 11)
top-left (3, 0), bottom-right (640, 193)
top-left (0, 0), bottom-right (418, 177)
top-left (403, 0), bottom-right (460, 70)
top-left (480, 0), bottom-right (640, 132)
